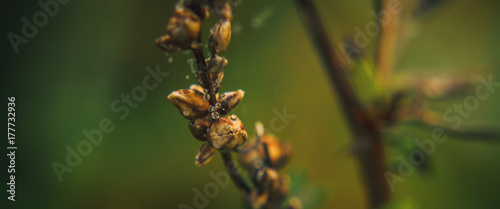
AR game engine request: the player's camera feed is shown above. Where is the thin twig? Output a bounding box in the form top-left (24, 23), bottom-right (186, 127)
top-left (221, 152), bottom-right (251, 194)
top-left (293, 0), bottom-right (390, 207)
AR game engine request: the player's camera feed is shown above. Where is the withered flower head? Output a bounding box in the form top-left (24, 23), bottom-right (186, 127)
top-left (219, 90), bottom-right (244, 115)
top-left (168, 89), bottom-right (209, 120)
top-left (189, 116), bottom-right (211, 141)
top-left (195, 142), bottom-right (216, 167)
top-left (208, 19), bottom-right (231, 54)
top-left (208, 115), bottom-right (247, 151)
top-left (206, 56), bottom-right (228, 74)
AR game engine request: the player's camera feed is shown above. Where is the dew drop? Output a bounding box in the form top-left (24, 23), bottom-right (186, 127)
top-left (203, 93), bottom-right (210, 101)
top-left (221, 93), bottom-right (226, 98)
top-left (211, 112), bottom-right (220, 120)
top-left (185, 75), bottom-right (190, 79)
top-left (230, 115), bottom-right (237, 121)
top-left (168, 57), bottom-right (173, 63)
top-left (183, 110), bottom-right (189, 117)
top-left (215, 103), bottom-right (221, 109)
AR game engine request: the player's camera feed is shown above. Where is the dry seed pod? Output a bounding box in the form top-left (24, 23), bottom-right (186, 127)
top-left (210, 0), bottom-right (232, 19)
top-left (240, 134), bottom-right (292, 171)
top-left (155, 34), bottom-right (184, 53)
top-left (218, 90), bottom-right (244, 115)
top-left (189, 116), bottom-right (211, 141)
top-left (208, 20), bottom-right (231, 54)
top-left (249, 189), bottom-right (268, 209)
top-left (181, 0), bottom-right (210, 19)
top-left (208, 115), bottom-right (247, 151)
top-left (168, 89), bottom-right (209, 120)
top-left (263, 135), bottom-right (293, 169)
top-left (189, 84), bottom-right (205, 94)
top-left (206, 56), bottom-right (228, 74)
top-left (167, 7), bottom-right (201, 49)
top-left (195, 142), bottom-right (216, 167)
top-left (268, 174), bottom-right (290, 205)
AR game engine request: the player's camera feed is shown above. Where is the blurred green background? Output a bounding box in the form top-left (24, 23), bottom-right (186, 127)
top-left (2, 0), bottom-right (500, 208)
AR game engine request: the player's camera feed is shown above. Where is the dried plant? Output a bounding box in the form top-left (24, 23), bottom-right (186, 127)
top-left (156, 1), bottom-right (300, 208)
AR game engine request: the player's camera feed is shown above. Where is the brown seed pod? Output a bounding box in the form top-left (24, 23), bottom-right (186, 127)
top-left (168, 89), bottom-right (209, 120)
top-left (208, 19), bottom-right (231, 54)
top-left (206, 56), bottom-right (228, 74)
top-left (208, 115), bottom-right (247, 151)
top-left (195, 142), bottom-right (216, 167)
top-left (218, 90), bottom-right (244, 115)
top-left (155, 34), bottom-right (184, 53)
top-left (189, 84), bottom-right (205, 94)
top-left (166, 7), bottom-right (201, 50)
top-left (249, 189), bottom-right (268, 209)
top-left (209, 0), bottom-right (232, 20)
top-left (189, 116), bottom-right (212, 141)
top-left (240, 134), bottom-right (292, 171)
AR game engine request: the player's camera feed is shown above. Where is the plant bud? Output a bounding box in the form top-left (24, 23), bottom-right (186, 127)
top-left (208, 115), bottom-right (247, 151)
top-left (168, 89), bottom-right (209, 120)
top-left (167, 7), bottom-right (201, 50)
top-left (218, 90), bottom-right (244, 115)
top-left (195, 142), bottom-right (216, 167)
top-left (189, 116), bottom-right (211, 141)
top-left (206, 56), bottom-right (228, 74)
top-left (208, 20), bottom-right (231, 54)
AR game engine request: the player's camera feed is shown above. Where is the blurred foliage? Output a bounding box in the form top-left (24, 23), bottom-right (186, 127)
top-left (2, 0), bottom-right (500, 209)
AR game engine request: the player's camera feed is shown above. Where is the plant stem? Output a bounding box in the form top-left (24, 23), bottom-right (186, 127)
top-left (293, 0), bottom-right (390, 207)
top-left (376, 0), bottom-right (399, 89)
top-left (191, 43), bottom-right (251, 196)
top-left (192, 46), bottom-right (218, 106)
top-left (221, 152), bottom-right (251, 194)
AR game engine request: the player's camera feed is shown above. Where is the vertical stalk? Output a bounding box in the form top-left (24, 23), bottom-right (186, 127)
top-left (293, 0), bottom-right (390, 207)
top-left (191, 44), bottom-right (251, 196)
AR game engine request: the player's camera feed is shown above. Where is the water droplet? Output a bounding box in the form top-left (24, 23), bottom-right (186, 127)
top-left (206, 128), bottom-right (211, 132)
top-left (221, 93), bottom-right (226, 98)
top-left (185, 75), bottom-right (190, 79)
top-left (183, 110), bottom-right (189, 117)
top-left (203, 134), bottom-right (207, 137)
top-left (230, 115), bottom-right (237, 121)
top-left (203, 93), bottom-right (210, 101)
top-left (215, 103), bottom-right (221, 109)
top-left (168, 57), bottom-right (173, 63)
top-left (211, 112), bottom-right (220, 120)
